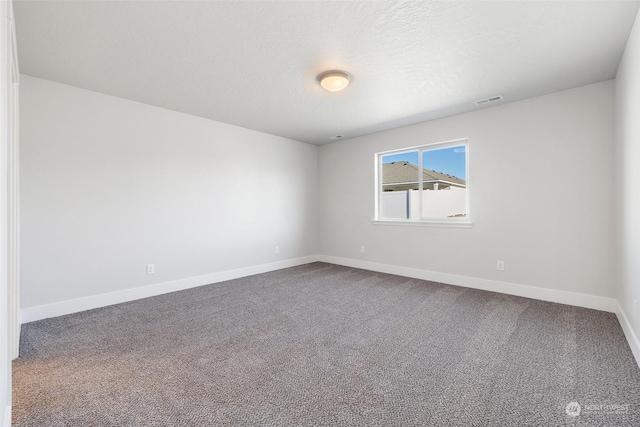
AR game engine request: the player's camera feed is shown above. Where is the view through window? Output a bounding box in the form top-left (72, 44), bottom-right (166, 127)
top-left (377, 139), bottom-right (468, 223)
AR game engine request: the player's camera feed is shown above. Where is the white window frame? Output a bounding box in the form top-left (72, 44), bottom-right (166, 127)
top-left (373, 138), bottom-right (472, 228)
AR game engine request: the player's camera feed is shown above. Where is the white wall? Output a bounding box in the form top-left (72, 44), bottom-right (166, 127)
top-left (0, 4), bottom-right (8, 425)
top-left (615, 8), bottom-right (640, 361)
top-left (20, 75), bottom-right (318, 312)
top-left (0, 1), bottom-right (18, 424)
top-left (319, 81), bottom-right (615, 300)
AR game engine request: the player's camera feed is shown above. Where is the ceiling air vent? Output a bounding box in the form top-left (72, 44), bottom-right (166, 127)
top-left (474, 95), bottom-right (504, 106)
top-left (328, 135), bottom-right (345, 140)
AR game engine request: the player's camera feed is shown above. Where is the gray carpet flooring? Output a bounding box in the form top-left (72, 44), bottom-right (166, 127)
top-left (12, 262), bottom-right (640, 426)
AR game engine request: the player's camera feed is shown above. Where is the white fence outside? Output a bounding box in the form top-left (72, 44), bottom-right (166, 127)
top-left (381, 188), bottom-right (466, 219)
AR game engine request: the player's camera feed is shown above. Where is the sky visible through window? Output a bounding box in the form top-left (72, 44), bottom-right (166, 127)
top-left (382, 145), bottom-right (466, 180)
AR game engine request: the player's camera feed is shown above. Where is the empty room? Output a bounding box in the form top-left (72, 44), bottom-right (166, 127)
top-left (2, 0), bottom-right (640, 425)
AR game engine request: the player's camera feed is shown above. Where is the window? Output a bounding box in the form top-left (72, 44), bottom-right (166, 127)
top-left (374, 138), bottom-right (470, 227)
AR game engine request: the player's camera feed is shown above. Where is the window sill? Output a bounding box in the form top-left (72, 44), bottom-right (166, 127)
top-left (372, 219), bottom-right (473, 228)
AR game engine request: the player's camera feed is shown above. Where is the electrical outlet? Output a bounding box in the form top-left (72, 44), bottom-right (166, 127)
top-left (360, 246), bottom-right (366, 254)
top-left (146, 264), bottom-right (155, 275)
top-left (497, 260), bottom-right (505, 271)
top-left (275, 246), bottom-right (280, 255)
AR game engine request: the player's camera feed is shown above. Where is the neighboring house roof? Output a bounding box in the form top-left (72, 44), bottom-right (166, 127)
top-left (382, 161), bottom-right (466, 187)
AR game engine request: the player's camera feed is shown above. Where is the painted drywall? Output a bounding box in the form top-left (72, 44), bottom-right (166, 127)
top-left (615, 8), bottom-right (640, 360)
top-left (20, 75), bottom-right (318, 310)
top-left (14, 1), bottom-right (640, 145)
top-left (0, 2), bottom-right (9, 424)
top-left (319, 81), bottom-right (615, 299)
top-left (0, 1), bottom-right (18, 424)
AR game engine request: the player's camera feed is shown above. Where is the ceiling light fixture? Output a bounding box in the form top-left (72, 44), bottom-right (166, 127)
top-left (318, 71), bottom-right (350, 92)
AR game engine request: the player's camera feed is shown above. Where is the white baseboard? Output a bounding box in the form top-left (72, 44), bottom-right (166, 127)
top-left (3, 405), bottom-right (10, 427)
top-left (20, 255), bottom-right (319, 323)
top-left (615, 301), bottom-right (640, 369)
top-left (318, 255), bottom-right (616, 313)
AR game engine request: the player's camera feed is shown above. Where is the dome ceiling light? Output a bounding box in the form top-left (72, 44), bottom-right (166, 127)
top-left (318, 71), bottom-right (351, 92)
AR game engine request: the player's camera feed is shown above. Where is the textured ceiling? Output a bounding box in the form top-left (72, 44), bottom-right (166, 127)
top-left (13, 1), bottom-right (640, 145)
